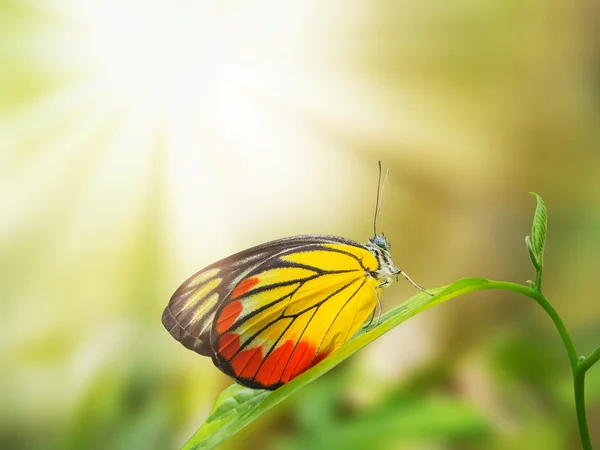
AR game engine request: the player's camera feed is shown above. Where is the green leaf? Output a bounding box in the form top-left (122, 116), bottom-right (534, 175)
top-left (528, 192), bottom-right (547, 267)
top-left (182, 277), bottom-right (493, 450)
top-left (525, 235), bottom-right (539, 269)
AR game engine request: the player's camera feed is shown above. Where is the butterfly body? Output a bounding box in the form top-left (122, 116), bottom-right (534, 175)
top-left (162, 234), bottom-right (400, 390)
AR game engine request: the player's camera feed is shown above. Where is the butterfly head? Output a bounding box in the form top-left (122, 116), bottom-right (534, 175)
top-left (366, 233), bottom-right (400, 284)
top-left (370, 234), bottom-right (391, 251)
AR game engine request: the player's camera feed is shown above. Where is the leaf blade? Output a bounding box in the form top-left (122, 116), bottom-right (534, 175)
top-left (525, 235), bottom-right (539, 269)
top-left (529, 192), bottom-right (548, 265)
top-left (182, 277), bottom-right (492, 450)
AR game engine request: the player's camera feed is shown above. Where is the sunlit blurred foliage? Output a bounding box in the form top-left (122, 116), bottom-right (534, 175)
top-left (1, 0), bottom-right (599, 449)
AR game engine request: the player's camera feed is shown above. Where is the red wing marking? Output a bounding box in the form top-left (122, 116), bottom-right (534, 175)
top-left (231, 277), bottom-right (259, 299)
top-left (256, 340), bottom-right (295, 387)
top-left (281, 341), bottom-right (317, 383)
top-left (218, 333), bottom-right (240, 360)
top-left (216, 301), bottom-right (243, 334)
top-left (313, 350), bottom-right (331, 366)
top-left (231, 346), bottom-right (264, 379)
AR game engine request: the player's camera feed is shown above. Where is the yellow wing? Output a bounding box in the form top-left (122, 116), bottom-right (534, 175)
top-left (211, 241), bottom-right (381, 390)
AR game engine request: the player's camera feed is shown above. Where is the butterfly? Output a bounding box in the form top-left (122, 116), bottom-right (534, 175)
top-left (162, 162), bottom-right (430, 390)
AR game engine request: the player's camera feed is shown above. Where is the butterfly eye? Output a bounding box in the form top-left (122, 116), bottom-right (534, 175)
top-left (372, 235), bottom-right (390, 250)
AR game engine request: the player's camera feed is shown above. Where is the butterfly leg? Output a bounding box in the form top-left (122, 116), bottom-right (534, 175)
top-left (372, 280), bottom-right (390, 328)
top-left (363, 307), bottom-right (376, 329)
top-left (363, 282), bottom-right (386, 330)
top-left (373, 287), bottom-right (383, 328)
top-left (396, 270), bottom-right (434, 296)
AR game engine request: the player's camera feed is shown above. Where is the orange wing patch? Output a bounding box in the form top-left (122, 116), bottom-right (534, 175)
top-left (231, 346), bottom-right (264, 379)
top-left (216, 301), bottom-right (244, 334)
top-left (231, 277), bottom-right (259, 299)
top-left (256, 339), bottom-right (295, 386)
top-left (218, 333), bottom-right (241, 359)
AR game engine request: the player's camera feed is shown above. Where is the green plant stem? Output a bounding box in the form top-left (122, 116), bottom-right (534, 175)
top-left (485, 281), bottom-right (578, 367)
top-left (483, 281), bottom-right (591, 449)
top-left (580, 345), bottom-right (600, 373)
top-left (534, 265), bottom-right (543, 292)
top-left (574, 367), bottom-right (591, 449)
top-left (573, 344), bottom-right (600, 449)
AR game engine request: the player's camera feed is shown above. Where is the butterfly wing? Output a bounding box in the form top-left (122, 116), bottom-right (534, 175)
top-left (162, 236), bottom-right (326, 356)
top-left (209, 237), bottom-right (382, 389)
top-left (162, 235), bottom-right (382, 390)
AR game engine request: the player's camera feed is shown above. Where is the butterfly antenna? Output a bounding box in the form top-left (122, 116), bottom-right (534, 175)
top-left (373, 162), bottom-right (390, 236)
top-left (373, 161), bottom-right (382, 236)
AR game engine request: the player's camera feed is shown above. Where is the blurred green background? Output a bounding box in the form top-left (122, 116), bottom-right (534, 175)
top-left (1, 1), bottom-right (599, 449)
